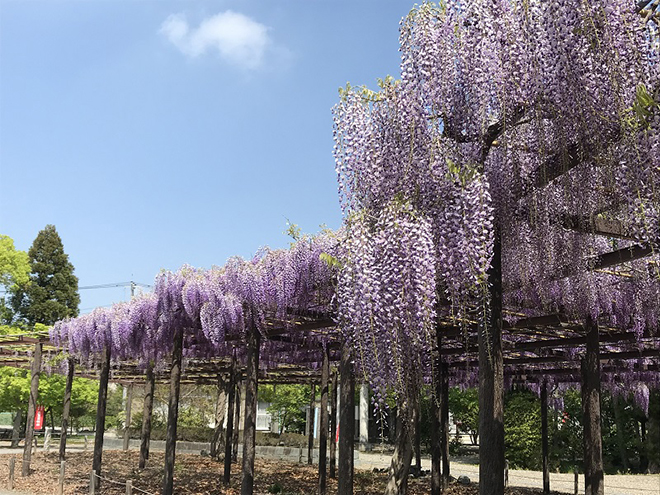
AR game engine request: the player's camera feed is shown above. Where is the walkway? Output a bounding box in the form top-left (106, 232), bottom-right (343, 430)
top-left (357, 451), bottom-right (660, 495)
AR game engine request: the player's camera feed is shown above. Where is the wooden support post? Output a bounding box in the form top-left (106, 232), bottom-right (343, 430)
top-left (92, 347), bottom-right (111, 492)
top-left (479, 231), bottom-right (504, 495)
top-left (441, 361), bottom-right (450, 489)
top-left (241, 322), bottom-right (261, 495)
top-left (59, 357), bottom-right (74, 462)
top-left (90, 470), bottom-right (96, 495)
top-left (338, 341), bottom-right (355, 495)
top-left (308, 383), bottom-right (316, 465)
top-left (224, 351), bottom-right (238, 485)
top-left (9, 457), bottom-right (15, 489)
top-left (318, 346), bottom-right (330, 495)
top-left (163, 326), bottom-right (184, 495)
top-left (211, 373), bottom-right (228, 458)
top-left (329, 371), bottom-right (338, 479)
top-left (139, 361), bottom-right (155, 470)
top-left (58, 460), bottom-right (65, 495)
top-left (123, 384), bottom-right (134, 451)
top-left (582, 317), bottom-right (604, 495)
top-left (414, 402), bottom-right (422, 472)
top-left (22, 342), bottom-right (42, 476)
top-left (233, 381), bottom-right (242, 462)
top-left (431, 330), bottom-right (442, 495)
top-left (126, 479), bottom-right (133, 495)
top-left (541, 379), bottom-right (550, 494)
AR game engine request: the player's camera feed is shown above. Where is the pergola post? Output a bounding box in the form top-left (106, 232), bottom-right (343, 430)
top-left (123, 384), bottom-right (134, 451)
top-left (338, 341), bottom-right (355, 495)
top-left (241, 322), bottom-right (261, 495)
top-left (431, 331), bottom-right (442, 495)
top-left (318, 346), bottom-right (330, 495)
top-left (163, 326), bottom-right (184, 495)
top-left (582, 317), bottom-right (604, 495)
top-left (441, 361), bottom-right (450, 489)
top-left (541, 379), bottom-right (550, 494)
top-left (211, 373), bottom-right (228, 458)
top-left (91, 346), bottom-right (111, 491)
top-left (22, 341), bottom-right (42, 476)
top-left (59, 357), bottom-right (74, 462)
top-left (233, 380), bottom-right (242, 462)
top-left (308, 383), bottom-right (316, 465)
top-left (479, 231), bottom-right (504, 495)
top-left (139, 361), bottom-right (155, 470)
top-left (224, 351), bottom-right (238, 485)
top-left (329, 370), bottom-right (338, 479)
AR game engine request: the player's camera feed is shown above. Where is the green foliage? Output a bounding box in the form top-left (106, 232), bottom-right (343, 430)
top-left (504, 389), bottom-right (542, 470)
top-left (260, 384), bottom-right (311, 435)
top-left (9, 225), bottom-right (80, 326)
top-left (0, 236), bottom-right (30, 324)
top-left (448, 387), bottom-right (479, 444)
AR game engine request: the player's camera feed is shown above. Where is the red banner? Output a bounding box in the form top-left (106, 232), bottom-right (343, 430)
top-left (34, 405), bottom-right (45, 430)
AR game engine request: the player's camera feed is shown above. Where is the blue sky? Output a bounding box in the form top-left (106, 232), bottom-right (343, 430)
top-left (0, 1), bottom-right (409, 313)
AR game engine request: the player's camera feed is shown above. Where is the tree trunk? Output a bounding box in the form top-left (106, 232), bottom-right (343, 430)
top-left (338, 341), bottom-right (355, 495)
top-left (224, 352), bottom-right (238, 485)
top-left (91, 346), bottom-right (111, 490)
top-left (59, 357), bottom-right (75, 461)
top-left (163, 326), bottom-right (184, 495)
top-left (329, 370), bottom-right (338, 479)
top-left (639, 417), bottom-right (648, 473)
top-left (241, 322), bottom-right (260, 495)
top-left (384, 398), bottom-right (417, 495)
top-left (479, 230), bottom-right (505, 495)
top-left (318, 346), bottom-right (330, 495)
top-left (581, 317), bottom-right (604, 495)
top-left (139, 361), bottom-right (155, 469)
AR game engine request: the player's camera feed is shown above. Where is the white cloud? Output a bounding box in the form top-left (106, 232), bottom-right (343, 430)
top-left (160, 11), bottom-right (271, 70)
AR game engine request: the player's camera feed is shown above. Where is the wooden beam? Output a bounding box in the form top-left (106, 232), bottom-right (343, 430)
top-left (593, 244), bottom-right (653, 270)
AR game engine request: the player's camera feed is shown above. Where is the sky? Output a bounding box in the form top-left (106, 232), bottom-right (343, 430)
top-left (0, 1), bottom-right (409, 314)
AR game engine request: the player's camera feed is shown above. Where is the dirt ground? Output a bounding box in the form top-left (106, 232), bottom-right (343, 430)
top-left (0, 450), bottom-right (565, 495)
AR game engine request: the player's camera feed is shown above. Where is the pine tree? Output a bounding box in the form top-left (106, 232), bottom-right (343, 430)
top-left (10, 225), bottom-right (80, 326)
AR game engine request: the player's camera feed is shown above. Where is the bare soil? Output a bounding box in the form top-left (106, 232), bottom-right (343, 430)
top-left (0, 450), bottom-right (565, 494)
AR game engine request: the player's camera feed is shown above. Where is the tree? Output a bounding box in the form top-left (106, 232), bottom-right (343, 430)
top-left (0, 235), bottom-right (30, 324)
top-left (260, 384), bottom-right (311, 435)
top-left (448, 387), bottom-right (479, 445)
top-left (10, 225), bottom-right (79, 326)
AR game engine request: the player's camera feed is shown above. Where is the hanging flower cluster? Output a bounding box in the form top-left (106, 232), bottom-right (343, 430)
top-left (333, 0), bottom-right (660, 399)
top-left (50, 233), bottom-right (340, 369)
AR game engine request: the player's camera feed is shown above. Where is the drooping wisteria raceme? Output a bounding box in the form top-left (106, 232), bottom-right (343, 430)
top-left (333, 0), bottom-right (660, 404)
top-left (50, 232), bottom-right (341, 372)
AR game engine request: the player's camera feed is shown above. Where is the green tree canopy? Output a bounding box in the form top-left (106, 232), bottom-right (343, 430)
top-left (9, 225), bottom-right (80, 326)
top-left (0, 235), bottom-right (30, 324)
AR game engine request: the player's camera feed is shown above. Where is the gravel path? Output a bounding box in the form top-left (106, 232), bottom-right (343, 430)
top-left (357, 452), bottom-right (660, 495)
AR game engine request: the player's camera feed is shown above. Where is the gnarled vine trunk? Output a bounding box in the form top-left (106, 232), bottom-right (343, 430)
top-left (384, 397), bottom-right (418, 495)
